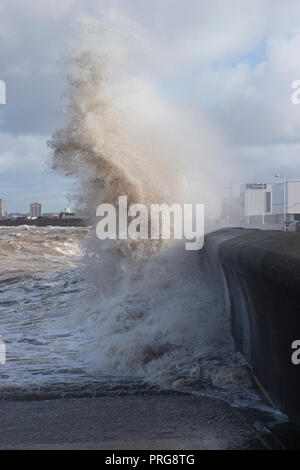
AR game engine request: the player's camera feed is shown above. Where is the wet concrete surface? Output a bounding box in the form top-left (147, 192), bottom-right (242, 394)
top-left (0, 394), bottom-right (268, 450)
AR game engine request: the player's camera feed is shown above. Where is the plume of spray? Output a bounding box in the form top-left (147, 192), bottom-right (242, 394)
top-left (48, 11), bottom-right (250, 393)
top-left (48, 10), bottom-right (226, 229)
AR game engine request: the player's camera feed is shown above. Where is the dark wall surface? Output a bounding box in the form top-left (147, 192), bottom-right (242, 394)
top-left (205, 228), bottom-right (300, 424)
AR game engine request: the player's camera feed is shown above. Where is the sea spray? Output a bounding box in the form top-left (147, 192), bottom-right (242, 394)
top-left (48, 12), bottom-right (251, 393)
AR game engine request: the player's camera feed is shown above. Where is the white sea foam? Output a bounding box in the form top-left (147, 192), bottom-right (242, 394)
top-left (46, 13), bottom-right (256, 399)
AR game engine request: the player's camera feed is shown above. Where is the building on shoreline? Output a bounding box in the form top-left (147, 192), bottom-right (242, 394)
top-left (0, 199), bottom-right (7, 217)
top-left (30, 202), bottom-right (42, 218)
top-left (240, 180), bottom-right (300, 225)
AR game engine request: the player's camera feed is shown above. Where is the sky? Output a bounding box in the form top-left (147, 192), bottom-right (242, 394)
top-left (1, 0), bottom-right (300, 212)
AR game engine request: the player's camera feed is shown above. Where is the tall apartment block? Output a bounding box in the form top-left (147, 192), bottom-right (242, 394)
top-left (0, 199), bottom-right (7, 217)
top-left (30, 202), bottom-right (42, 217)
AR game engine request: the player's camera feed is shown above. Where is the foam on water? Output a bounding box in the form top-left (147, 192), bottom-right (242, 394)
top-left (0, 223), bottom-right (287, 436)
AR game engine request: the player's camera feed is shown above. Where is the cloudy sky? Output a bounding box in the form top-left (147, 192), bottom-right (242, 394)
top-left (1, 0), bottom-right (300, 212)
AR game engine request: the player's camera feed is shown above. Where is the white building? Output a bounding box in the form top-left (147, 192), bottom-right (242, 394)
top-left (271, 181), bottom-right (300, 224)
top-left (240, 183), bottom-right (272, 224)
top-left (241, 181), bottom-right (300, 225)
top-left (0, 199), bottom-right (7, 217)
top-left (30, 202), bottom-right (42, 218)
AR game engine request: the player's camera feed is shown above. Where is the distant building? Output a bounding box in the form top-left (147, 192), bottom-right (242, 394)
top-left (0, 199), bottom-right (7, 217)
top-left (270, 180), bottom-right (300, 224)
top-left (240, 181), bottom-right (300, 224)
top-left (240, 183), bottom-right (272, 224)
top-left (30, 202), bottom-right (42, 218)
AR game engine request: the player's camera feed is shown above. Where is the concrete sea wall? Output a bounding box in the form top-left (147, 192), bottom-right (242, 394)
top-left (204, 228), bottom-right (300, 424)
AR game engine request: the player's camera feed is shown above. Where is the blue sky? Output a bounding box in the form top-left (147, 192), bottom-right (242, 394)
top-left (2, 0), bottom-right (300, 212)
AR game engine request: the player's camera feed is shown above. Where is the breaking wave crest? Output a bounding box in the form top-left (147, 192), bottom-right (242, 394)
top-left (47, 12), bottom-right (254, 400)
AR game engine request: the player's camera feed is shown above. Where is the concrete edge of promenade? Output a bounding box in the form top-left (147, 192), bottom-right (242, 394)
top-left (204, 227), bottom-right (300, 426)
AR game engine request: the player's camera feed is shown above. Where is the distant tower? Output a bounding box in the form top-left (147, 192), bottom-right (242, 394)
top-left (30, 202), bottom-right (42, 217)
top-left (0, 199), bottom-right (7, 217)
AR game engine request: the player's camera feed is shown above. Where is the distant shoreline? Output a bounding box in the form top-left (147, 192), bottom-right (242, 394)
top-left (0, 217), bottom-right (88, 227)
